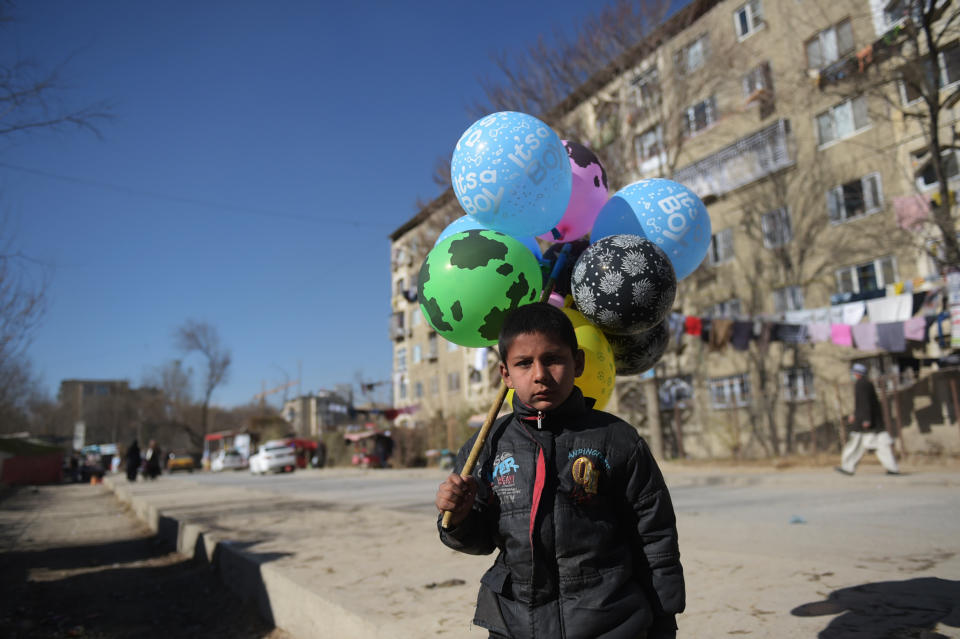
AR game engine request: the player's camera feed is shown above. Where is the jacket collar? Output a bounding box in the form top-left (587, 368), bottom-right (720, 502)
top-left (511, 386), bottom-right (594, 430)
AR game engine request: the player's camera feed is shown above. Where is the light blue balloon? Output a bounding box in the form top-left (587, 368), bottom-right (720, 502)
top-left (435, 215), bottom-right (543, 262)
top-left (450, 112), bottom-right (572, 238)
top-left (591, 178), bottom-right (711, 280)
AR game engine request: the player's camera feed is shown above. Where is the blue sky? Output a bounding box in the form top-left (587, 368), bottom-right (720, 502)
top-left (4, 1), bottom-right (623, 409)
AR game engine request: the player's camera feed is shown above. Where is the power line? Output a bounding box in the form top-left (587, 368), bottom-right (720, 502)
top-left (0, 160), bottom-right (394, 229)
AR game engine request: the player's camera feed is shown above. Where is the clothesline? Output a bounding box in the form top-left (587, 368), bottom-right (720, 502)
top-left (669, 285), bottom-right (949, 354)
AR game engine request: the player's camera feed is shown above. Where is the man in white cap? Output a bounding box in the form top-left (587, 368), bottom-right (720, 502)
top-left (836, 363), bottom-right (900, 476)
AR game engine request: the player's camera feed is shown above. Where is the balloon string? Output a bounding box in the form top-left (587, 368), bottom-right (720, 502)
top-left (541, 243), bottom-right (573, 301)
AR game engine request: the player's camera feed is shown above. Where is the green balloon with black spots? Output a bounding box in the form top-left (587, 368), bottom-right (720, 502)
top-left (418, 229), bottom-right (542, 347)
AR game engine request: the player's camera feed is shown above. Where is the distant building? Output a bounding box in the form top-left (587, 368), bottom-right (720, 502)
top-left (282, 390), bottom-right (353, 437)
top-left (58, 379), bottom-right (133, 445)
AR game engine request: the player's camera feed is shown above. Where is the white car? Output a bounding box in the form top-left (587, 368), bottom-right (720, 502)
top-left (249, 441), bottom-right (296, 474)
top-left (210, 449), bottom-right (246, 472)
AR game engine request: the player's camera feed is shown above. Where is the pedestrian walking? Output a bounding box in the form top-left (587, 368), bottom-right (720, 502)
top-left (836, 363), bottom-right (900, 476)
top-left (144, 440), bottom-right (162, 480)
top-left (125, 440), bottom-right (141, 482)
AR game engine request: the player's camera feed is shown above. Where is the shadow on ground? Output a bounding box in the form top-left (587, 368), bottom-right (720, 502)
top-left (0, 487), bottom-right (291, 639)
top-left (791, 577), bottom-right (960, 638)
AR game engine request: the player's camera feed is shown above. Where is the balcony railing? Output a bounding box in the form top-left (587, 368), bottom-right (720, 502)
top-left (673, 119), bottom-right (794, 199)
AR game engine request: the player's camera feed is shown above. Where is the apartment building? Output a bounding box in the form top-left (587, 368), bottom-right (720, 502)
top-left (390, 0), bottom-right (960, 457)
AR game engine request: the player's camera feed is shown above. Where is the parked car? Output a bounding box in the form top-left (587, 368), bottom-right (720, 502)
top-left (210, 449), bottom-right (246, 472)
top-left (166, 451), bottom-right (195, 473)
top-left (249, 441), bottom-right (296, 475)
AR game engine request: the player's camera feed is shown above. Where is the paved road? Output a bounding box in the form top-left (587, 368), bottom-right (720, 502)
top-left (138, 464), bottom-right (960, 637)
top-left (183, 465), bottom-right (960, 539)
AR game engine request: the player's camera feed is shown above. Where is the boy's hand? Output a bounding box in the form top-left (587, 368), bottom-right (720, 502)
top-left (436, 473), bottom-right (477, 527)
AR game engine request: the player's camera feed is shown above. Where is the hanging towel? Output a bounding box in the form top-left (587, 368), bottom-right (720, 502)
top-left (829, 305), bottom-right (845, 325)
top-left (842, 301), bottom-right (867, 325)
top-left (668, 313), bottom-right (686, 347)
top-left (831, 323), bottom-right (853, 346)
top-left (731, 321), bottom-right (753, 351)
top-left (904, 316), bottom-right (927, 342)
top-left (684, 315), bottom-right (702, 336)
top-left (785, 309), bottom-right (815, 325)
top-left (710, 318), bottom-right (734, 350)
top-left (772, 323), bottom-right (808, 344)
top-left (700, 318), bottom-right (712, 344)
top-left (876, 322), bottom-right (906, 352)
top-left (757, 321), bottom-right (773, 352)
top-left (811, 307), bottom-right (831, 324)
top-left (851, 322), bottom-right (879, 351)
top-left (808, 323), bottom-right (831, 343)
top-left (866, 294), bottom-right (912, 323)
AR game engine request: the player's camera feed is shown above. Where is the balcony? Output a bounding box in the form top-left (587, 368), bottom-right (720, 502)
top-left (673, 119), bottom-right (794, 200)
top-left (390, 311), bottom-right (405, 341)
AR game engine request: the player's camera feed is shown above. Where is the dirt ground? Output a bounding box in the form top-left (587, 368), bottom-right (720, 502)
top-left (0, 483), bottom-right (291, 639)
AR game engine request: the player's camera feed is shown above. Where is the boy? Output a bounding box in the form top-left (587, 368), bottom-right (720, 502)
top-left (436, 303), bottom-right (684, 639)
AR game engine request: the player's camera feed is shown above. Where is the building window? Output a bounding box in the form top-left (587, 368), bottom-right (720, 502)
top-left (629, 67), bottom-right (661, 117)
top-left (914, 150), bottom-right (960, 191)
top-left (709, 373), bottom-right (751, 409)
top-left (707, 228), bottom-right (734, 265)
top-left (835, 255), bottom-right (898, 294)
top-left (742, 62), bottom-right (773, 100)
top-left (782, 367), bottom-right (815, 402)
top-left (447, 338), bottom-right (458, 352)
top-left (816, 96), bottom-right (869, 146)
top-left (828, 173), bottom-right (883, 223)
top-left (634, 124), bottom-right (664, 168)
top-left (411, 307), bottom-right (421, 327)
top-left (704, 298), bottom-right (742, 318)
top-left (594, 101), bottom-right (619, 148)
top-left (447, 371), bottom-right (461, 392)
top-left (427, 332), bottom-right (438, 359)
top-left (900, 42), bottom-right (960, 104)
top-left (675, 34), bottom-right (709, 74)
top-left (398, 377), bottom-right (408, 400)
top-left (682, 96), bottom-right (717, 137)
top-left (395, 347), bottom-right (407, 372)
top-left (806, 19), bottom-right (854, 70)
top-left (414, 381), bottom-right (423, 399)
top-left (412, 344), bottom-right (422, 364)
top-left (734, 0), bottom-right (764, 40)
top-left (773, 286), bottom-right (804, 313)
top-left (429, 376), bottom-right (439, 395)
top-left (761, 207), bottom-right (792, 248)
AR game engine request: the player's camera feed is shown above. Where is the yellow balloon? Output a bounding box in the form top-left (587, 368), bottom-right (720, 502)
top-left (501, 307), bottom-right (615, 411)
top-left (561, 307), bottom-right (615, 410)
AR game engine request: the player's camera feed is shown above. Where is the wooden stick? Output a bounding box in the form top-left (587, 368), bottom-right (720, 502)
top-left (441, 243), bottom-right (570, 530)
top-left (441, 382), bottom-right (508, 529)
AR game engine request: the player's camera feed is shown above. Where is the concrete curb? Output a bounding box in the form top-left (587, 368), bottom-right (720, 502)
top-left (104, 476), bottom-right (385, 639)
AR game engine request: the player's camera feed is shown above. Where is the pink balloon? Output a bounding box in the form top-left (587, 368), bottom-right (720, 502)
top-left (538, 141), bottom-right (609, 243)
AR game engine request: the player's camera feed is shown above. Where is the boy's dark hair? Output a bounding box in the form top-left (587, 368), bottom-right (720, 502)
top-left (498, 302), bottom-right (578, 362)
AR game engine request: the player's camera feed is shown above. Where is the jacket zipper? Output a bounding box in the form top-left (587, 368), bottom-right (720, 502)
top-left (537, 410), bottom-right (543, 429)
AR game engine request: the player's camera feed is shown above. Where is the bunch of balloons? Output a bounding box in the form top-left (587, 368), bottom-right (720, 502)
top-left (416, 111), bottom-right (711, 409)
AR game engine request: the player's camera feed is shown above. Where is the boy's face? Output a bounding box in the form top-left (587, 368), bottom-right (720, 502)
top-left (499, 331), bottom-right (585, 412)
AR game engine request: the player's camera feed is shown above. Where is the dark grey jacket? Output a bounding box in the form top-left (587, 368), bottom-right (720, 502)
top-left (853, 375), bottom-right (883, 431)
top-left (439, 388), bottom-right (684, 639)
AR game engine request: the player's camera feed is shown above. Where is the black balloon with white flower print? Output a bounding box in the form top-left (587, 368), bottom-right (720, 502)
top-left (604, 321), bottom-right (669, 376)
top-left (571, 234), bottom-right (676, 335)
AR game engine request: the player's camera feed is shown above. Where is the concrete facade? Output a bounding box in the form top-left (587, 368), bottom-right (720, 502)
top-left (390, 0), bottom-right (960, 458)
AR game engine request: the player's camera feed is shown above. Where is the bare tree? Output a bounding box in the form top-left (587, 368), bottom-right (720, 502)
top-left (808, 0), bottom-right (960, 266)
top-left (0, 220), bottom-right (45, 374)
top-left (0, 2), bottom-right (111, 140)
top-left (175, 320), bottom-right (231, 442)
